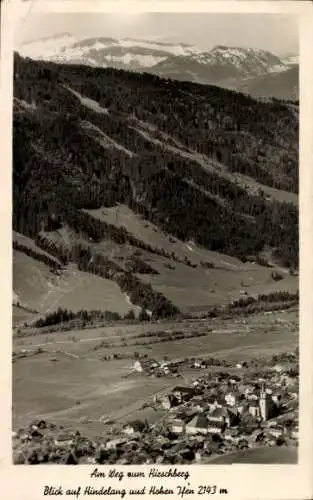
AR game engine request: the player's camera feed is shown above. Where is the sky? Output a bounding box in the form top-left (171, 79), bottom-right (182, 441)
top-left (15, 12), bottom-right (298, 56)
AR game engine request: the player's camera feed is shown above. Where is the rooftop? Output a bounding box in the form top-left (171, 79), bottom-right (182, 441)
top-left (172, 386), bottom-right (195, 394)
top-left (186, 414), bottom-right (209, 429)
top-left (208, 407), bottom-right (228, 419)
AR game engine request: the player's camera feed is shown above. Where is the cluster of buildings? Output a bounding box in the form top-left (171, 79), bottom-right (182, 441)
top-left (132, 358), bottom-right (180, 377)
top-left (131, 355), bottom-right (233, 378)
top-left (151, 359), bottom-right (299, 450)
top-left (161, 386), bottom-right (272, 434)
top-left (13, 352), bottom-right (298, 465)
top-left (161, 382), bottom-right (277, 436)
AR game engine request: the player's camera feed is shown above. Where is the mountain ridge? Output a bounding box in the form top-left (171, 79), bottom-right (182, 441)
top-left (17, 34), bottom-right (299, 100)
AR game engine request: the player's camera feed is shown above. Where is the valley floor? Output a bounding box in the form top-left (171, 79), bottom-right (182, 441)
top-left (13, 307), bottom-right (298, 438)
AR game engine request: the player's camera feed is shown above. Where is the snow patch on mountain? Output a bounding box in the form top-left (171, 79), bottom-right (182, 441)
top-left (17, 33), bottom-right (298, 95)
top-left (197, 45), bottom-right (287, 76)
top-left (118, 38), bottom-right (201, 57)
top-left (104, 53), bottom-right (167, 68)
top-left (18, 33), bottom-right (77, 60)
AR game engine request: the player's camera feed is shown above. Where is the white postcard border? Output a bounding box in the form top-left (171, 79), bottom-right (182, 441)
top-left (1, 2), bottom-right (312, 499)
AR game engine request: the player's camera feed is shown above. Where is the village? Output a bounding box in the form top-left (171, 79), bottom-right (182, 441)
top-left (13, 349), bottom-right (299, 464)
top-left (120, 350), bottom-right (299, 458)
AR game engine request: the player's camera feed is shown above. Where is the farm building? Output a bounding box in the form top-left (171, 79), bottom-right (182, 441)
top-left (172, 386), bottom-right (195, 403)
top-left (160, 394), bottom-right (179, 410)
top-left (133, 358), bottom-right (159, 373)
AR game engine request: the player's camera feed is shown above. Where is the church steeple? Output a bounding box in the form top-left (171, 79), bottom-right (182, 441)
top-left (259, 383), bottom-right (269, 421)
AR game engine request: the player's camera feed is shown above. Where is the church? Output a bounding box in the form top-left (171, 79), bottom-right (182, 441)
top-left (248, 384), bottom-right (277, 421)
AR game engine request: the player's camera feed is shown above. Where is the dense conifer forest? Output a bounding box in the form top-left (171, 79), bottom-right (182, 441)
top-left (13, 54), bottom-right (299, 278)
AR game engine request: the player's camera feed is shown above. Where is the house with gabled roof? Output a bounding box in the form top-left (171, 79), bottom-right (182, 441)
top-left (206, 406), bottom-right (238, 428)
top-left (207, 406), bottom-right (227, 423)
top-left (186, 414), bottom-right (210, 435)
top-left (169, 409), bottom-right (197, 434)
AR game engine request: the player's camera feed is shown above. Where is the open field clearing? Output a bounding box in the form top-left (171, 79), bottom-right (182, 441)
top-left (13, 216), bottom-right (298, 319)
top-left (14, 307), bottom-right (298, 355)
top-left (207, 446), bottom-right (297, 464)
top-left (16, 326), bottom-right (298, 361)
top-left (85, 204), bottom-right (252, 268)
top-left (13, 251), bottom-right (54, 313)
top-left (85, 205), bottom-right (297, 312)
top-left (13, 353), bottom-right (173, 436)
top-left (13, 251), bottom-right (133, 319)
top-left (14, 307), bottom-right (298, 349)
top-left (13, 309), bottom-right (298, 436)
top-left (12, 305), bottom-right (36, 325)
top-left (13, 245), bottom-right (298, 320)
top-left (13, 231), bottom-right (62, 267)
top-left (140, 259), bottom-right (297, 312)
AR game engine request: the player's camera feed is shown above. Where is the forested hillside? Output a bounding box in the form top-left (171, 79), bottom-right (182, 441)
top-left (13, 54), bottom-right (298, 275)
top-left (236, 66), bottom-right (299, 101)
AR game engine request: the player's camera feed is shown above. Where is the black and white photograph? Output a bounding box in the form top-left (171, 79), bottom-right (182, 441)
top-left (11, 5), bottom-right (301, 467)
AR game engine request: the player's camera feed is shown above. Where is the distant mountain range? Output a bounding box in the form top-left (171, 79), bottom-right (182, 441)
top-left (18, 33), bottom-right (299, 101)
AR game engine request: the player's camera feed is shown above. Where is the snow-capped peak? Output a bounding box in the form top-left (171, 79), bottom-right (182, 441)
top-left (18, 33), bottom-right (77, 59)
top-left (16, 34), bottom-right (298, 91)
top-left (118, 38), bottom-right (201, 57)
top-left (201, 45), bottom-right (286, 76)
